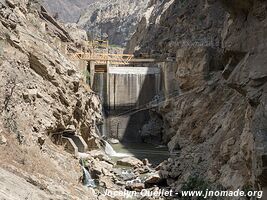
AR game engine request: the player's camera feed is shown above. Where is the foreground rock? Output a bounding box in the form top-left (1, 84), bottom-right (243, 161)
top-left (0, 0), bottom-right (103, 147)
top-left (0, 0), bottom-right (103, 199)
top-left (144, 173), bottom-right (161, 185)
top-left (0, 168), bottom-right (51, 199)
top-left (126, 182), bottom-right (145, 192)
top-left (117, 157), bottom-right (144, 168)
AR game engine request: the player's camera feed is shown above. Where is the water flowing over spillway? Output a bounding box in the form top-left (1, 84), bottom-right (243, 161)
top-left (104, 141), bottom-right (130, 157)
top-left (82, 166), bottom-right (96, 188)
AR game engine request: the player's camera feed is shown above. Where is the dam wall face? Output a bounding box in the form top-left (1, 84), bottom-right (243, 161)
top-left (107, 66), bottom-right (161, 142)
top-left (91, 62), bottom-right (178, 142)
top-left (107, 67), bottom-right (161, 110)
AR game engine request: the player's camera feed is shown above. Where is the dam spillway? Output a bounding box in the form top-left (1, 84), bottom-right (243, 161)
top-left (91, 64), bottom-right (161, 142)
top-left (89, 62), bottom-right (179, 143)
top-left (107, 67), bottom-right (161, 110)
top-left (107, 66), bottom-right (161, 142)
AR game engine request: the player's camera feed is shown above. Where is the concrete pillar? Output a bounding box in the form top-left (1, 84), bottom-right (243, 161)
top-left (89, 61), bottom-right (95, 87)
top-left (106, 61), bottom-right (110, 110)
top-left (78, 60), bottom-right (87, 82)
top-left (61, 137), bottom-right (78, 157)
top-left (71, 135), bottom-right (88, 153)
top-left (162, 61), bottom-right (180, 98)
top-left (109, 74), bottom-right (115, 110)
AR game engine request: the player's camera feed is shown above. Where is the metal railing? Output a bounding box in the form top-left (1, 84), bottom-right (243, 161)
top-left (65, 42), bottom-right (134, 65)
top-left (67, 52), bottom-right (134, 65)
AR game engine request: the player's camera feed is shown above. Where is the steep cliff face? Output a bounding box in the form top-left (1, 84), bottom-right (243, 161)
top-left (221, 0), bottom-right (267, 189)
top-left (125, 0), bottom-right (225, 55)
top-left (0, 0), bottom-right (102, 198)
top-left (77, 0), bottom-right (150, 46)
top-left (42, 0), bottom-right (96, 23)
top-left (127, 0), bottom-right (267, 193)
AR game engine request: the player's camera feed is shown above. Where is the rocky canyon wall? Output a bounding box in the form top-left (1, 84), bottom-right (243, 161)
top-left (127, 0), bottom-right (267, 194)
top-left (0, 0), bottom-right (102, 198)
top-left (42, 0), bottom-right (96, 23)
top-left (77, 0), bottom-right (150, 46)
top-left (220, 0), bottom-right (267, 190)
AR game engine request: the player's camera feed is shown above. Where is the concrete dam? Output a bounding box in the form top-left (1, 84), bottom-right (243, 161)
top-left (89, 62), bottom-right (179, 143)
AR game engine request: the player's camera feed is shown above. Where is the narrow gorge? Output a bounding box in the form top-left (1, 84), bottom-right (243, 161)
top-left (0, 0), bottom-right (267, 200)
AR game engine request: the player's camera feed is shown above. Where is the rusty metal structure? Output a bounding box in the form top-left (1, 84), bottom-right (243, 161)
top-left (65, 40), bottom-right (134, 65)
top-left (68, 52), bottom-right (134, 65)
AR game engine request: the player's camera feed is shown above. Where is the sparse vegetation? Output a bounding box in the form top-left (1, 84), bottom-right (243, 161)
top-left (181, 175), bottom-right (225, 200)
top-left (1, 76), bottom-right (24, 144)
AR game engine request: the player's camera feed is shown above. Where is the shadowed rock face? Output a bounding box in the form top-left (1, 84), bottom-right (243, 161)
top-left (219, 0), bottom-right (253, 15)
top-left (220, 0), bottom-right (267, 189)
top-left (126, 0), bottom-right (267, 192)
top-left (125, 0), bottom-right (226, 56)
top-left (42, 0), bottom-right (96, 23)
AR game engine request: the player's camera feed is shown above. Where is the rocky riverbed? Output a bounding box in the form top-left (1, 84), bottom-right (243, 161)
top-left (78, 142), bottom-right (172, 200)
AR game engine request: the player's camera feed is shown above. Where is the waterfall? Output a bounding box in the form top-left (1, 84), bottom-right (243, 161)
top-left (104, 141), bottom-right (129, 157)
top-left (104, 141), bottom-right (117, 156)
top-left (82, 166), bottom-right (96, 188)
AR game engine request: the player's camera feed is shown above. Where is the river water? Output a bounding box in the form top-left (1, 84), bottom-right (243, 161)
top-left (111, 142), bottom-right (170, 167)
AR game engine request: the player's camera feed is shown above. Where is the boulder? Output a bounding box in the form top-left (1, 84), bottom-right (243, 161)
top-left (88, 150), bottom-right (112, 164)
top-left (99, 176), bottom-right (115, 190)
top-left (91, 160), bottom-right (114, 179)
top-left (144, 173), bottom-right (161, 185)
top-left (134, 165), bottom-right (151, 174)
top-left (117, 157), bottom-right (143, 168)
top-left (126, 183), bottom-right (145, 192)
